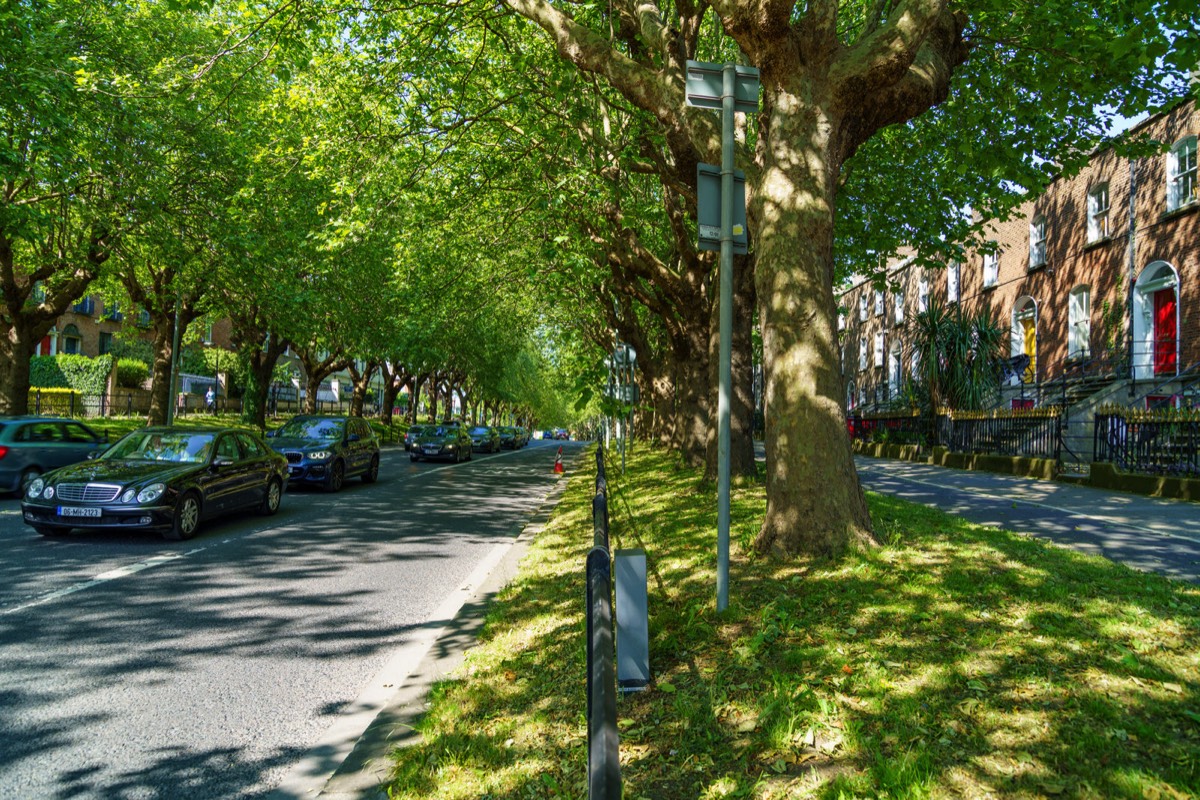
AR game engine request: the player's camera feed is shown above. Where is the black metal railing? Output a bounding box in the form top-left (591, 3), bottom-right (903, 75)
top-left (942, 411), bottom-right (1062, 460)
top-left (586, 446), bottom-right (620, 798)
top-left (1094, 411), bottom-right (1200, 477)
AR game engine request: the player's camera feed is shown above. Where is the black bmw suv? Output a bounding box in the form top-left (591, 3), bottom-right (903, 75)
top-left (267, 415), bottom-right (380, 491)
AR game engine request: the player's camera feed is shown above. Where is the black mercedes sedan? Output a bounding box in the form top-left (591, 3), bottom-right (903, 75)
top-left (21, 427), bottom-right (288, 541)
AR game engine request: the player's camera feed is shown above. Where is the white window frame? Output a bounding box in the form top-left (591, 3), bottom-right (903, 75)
top-left (1029, 216), bottom-right (1047, 269)
top-left (1088, 183), bottom-right (1110, 242)
top-left (874, 289), bottom-right (884, 317)
top-left (983, 251), bottom-right (999, 288)
top-left (947, 262), bottom-right (960, 303)
top-left (1167, 135), bottom-right (1198, 212)
top-left (918, 275), bottom-right (929, 313)
top-left (859, 294), bottom-right (868, 321)
top-left (859, 338), bottom-right (868, 370)
top-left (873, 332), bottom-right (885, 367)
top-left (888, 345), bottom-right (903, 395)
top-left (1068, 285), bottom-right (1091, 359)
top-left (838, 311), bottom-right (846, 331)
top-left (893, 290), bottom-right (904, 325)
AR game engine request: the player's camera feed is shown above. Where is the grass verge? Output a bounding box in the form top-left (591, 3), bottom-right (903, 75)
top-left (383, 445), bottom-right (1200, 799)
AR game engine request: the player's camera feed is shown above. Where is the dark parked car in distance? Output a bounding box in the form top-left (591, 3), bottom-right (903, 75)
top-left (513, 427), bottom-right (530, 448)
top-left (266, 415), bottom-right (380, 491)
top-left (21, 426), bottom-right (287, 540)
top-left (403, 424), bottom-right (428, 452)
top-left (412, 423), bottom-right (473, 462)
top-left (469, 425), bottom-right (500, 453)
top-left (0, 416), bottom-right (106, 495)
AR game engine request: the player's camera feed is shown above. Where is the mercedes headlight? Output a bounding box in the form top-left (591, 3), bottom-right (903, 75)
top-left (307, 450), bottom-right (332, 461)
top-left (27, 479), bottom-right (44, 498)
top-left (137, 483), bottom-right (166, 504)
top-left (121, 489), bottom-right (137, 503)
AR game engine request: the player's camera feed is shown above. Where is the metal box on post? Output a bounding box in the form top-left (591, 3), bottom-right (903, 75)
top-left (614, 548), bottom-right (650, 691)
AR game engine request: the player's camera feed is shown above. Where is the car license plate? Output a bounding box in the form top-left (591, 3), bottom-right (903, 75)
top-left (424, 447), bottom-right (439, 454)
top-left (58, 506), bottom-right (101, 518)
top-left (290, 467), bottom-right (302, 476)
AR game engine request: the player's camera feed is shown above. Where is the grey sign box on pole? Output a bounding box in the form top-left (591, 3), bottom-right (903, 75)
top-left (697, 163), bottom-right (748, 254)
top-left (614, 549), bottom-right (650, 691)
top-left (685, 61), bottom-right (761, 113)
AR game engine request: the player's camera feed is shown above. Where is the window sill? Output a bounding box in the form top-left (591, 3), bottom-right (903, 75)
top-left (1028, 261), bottom-right (1048, 273)
top-left (981, 283), bottom-right (998, 292)
top-left (1083, 235), bottom-right (1117, 251)
top-left (1160, 199), bottom-right (1199, 222)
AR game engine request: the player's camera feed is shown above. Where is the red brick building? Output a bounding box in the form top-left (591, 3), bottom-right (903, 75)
top-left (839, 97), bottom-right (1200, 413)
top-left (34, 297), bottom-right (235, 358)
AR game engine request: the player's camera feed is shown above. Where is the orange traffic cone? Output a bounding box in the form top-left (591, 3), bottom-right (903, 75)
top-left (554, 446), bottom-right (564, 474)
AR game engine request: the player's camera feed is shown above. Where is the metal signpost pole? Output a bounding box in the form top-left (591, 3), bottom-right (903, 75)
top-left (716, 64), bottom-right (735, 612)
top-left (686, 58), bottom-right (758, 614)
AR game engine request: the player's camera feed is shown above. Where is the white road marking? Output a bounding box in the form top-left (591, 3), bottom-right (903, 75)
top-left (2, 544), bottom-right (215, 615)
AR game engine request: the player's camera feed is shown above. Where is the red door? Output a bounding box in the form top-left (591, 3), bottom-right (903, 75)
top-left (1153, 289), bottom-right (1177, 376)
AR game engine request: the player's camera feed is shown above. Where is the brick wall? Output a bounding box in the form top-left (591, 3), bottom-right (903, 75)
top-left (839, 98), bottom-right (1200, 408)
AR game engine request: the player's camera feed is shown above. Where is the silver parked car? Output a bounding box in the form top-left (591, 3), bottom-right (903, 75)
top-left (0, 416), bottom-right (106, 495)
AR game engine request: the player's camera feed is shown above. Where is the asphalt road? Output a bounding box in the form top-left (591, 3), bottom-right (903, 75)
top-left (0, 439), bottom-right (583, 799)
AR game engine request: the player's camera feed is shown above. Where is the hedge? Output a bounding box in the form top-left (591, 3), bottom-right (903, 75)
top-left (29, 354), bottom-right (114, 395)
top-left (116, 358), bottom-right (150, 389)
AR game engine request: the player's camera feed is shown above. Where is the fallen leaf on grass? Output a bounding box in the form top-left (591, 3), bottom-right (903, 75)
top-left (658, 681), bottom-right (676, 693)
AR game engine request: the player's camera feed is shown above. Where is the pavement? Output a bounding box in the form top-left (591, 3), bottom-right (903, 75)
top-left (851, 454), bottom-right (1200, 584)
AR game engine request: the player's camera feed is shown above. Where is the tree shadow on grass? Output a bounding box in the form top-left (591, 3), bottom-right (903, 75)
top-left (382, 446), bottom-right (1200, 799)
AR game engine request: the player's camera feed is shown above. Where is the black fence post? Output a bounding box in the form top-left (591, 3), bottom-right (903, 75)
top-left (586, 546), bottom-right (620, 799)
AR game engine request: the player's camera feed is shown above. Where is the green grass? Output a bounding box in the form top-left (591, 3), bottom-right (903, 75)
top-left (382, 446), bottom-right (1200, 799)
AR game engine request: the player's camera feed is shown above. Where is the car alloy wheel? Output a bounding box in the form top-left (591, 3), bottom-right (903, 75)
top-left (362, 456), bottom-right (379, 483)
top-left (165, 492), bottom-right (201, 541)
top-left (327, 460), bottom-right (345, 492)
top-left (261, 478), bottom-right (282, 515)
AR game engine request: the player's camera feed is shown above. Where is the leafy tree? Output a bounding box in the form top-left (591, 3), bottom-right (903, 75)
top-left (498, 0), bottom-right (1196, 558)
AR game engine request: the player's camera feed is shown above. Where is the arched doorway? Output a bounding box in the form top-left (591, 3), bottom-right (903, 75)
top-left (1011, 297), bottom-right (1038, 384)
top-left (1132, 261), bottom-right (1179, 379)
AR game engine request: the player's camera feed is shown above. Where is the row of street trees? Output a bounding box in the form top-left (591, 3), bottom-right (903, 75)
top-left (1, 0), bottom-right (580, 435)
top-left (3, 0), bottom-right (1196, 559)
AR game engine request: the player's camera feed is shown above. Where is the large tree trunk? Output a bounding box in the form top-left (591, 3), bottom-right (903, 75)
top-left (239, 337), bottom-right (288, 430)
top-left (147, 323), bottom-right (176, 426)
top-left (752, 102), bottom-right (874, 558)
top-left (346, 360), bottom-right (379, 417)
top-left (408, 373), bottom-right (428, 424)
top-left (0, 333), bottom-right (37, 415)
